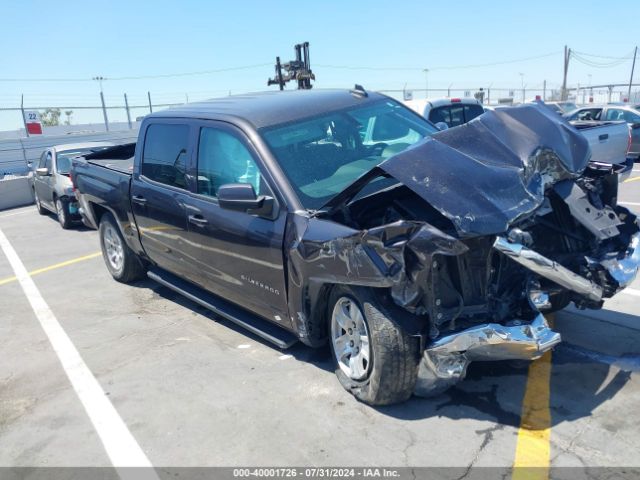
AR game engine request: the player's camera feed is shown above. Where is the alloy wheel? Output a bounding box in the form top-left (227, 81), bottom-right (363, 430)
top-left (103, 224), bottom-right (124, 272)
top-left (330, 297), bottom-right (371, 380)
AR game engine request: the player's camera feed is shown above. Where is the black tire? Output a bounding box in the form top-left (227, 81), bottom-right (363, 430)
top-left (99, 213), bottom-right (146, 283)
top-left (55, 197), bottom-right (73, 229)
top-left (33, 189), bottom-right (47, 215)
top-left (328, 285), bottom-right (419, 405)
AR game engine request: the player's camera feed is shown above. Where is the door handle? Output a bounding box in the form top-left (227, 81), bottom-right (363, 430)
top-left (188, 214), bottom-right (208, 227)
top-left (598, 133), bottom-right (609, 141)
top-left (132, 195), bottom-right (147, 205)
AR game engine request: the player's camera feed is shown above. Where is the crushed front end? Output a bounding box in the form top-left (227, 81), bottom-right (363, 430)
top-left (306, 104), bottom-right (640, 395)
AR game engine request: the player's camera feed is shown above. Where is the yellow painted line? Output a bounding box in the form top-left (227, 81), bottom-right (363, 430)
top-left (623, 176), bottom-right (640, 183)
top-left (0, 251), bottom-right (101, 286)
top-left (512, 314), bottom-right (554, 480)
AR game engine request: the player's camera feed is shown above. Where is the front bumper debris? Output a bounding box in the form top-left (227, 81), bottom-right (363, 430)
top-left (415, 314), bottom-right (560, 397)
top-left (600, 231), bottom-right (640, 290)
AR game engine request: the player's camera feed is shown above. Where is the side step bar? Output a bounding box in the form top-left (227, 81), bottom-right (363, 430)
top-left (147, 269), bottom-right (298, 349)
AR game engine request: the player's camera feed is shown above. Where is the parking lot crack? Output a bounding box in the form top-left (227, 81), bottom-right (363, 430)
top-left (455, 424), bottom-right (504, 479)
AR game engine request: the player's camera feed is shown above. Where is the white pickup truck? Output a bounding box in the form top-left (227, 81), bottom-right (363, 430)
top-left (569, 120), bottom-right (632, 181)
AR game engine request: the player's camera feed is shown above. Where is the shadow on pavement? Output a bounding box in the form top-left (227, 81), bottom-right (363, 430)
top-left (142, 282), bottom-right (633, 427)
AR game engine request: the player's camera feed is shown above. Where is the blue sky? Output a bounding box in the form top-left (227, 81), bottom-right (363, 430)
top-left (1, 0), bottom-right (638, 128)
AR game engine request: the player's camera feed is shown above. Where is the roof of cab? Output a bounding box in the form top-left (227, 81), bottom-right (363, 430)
top-left (147, 88), bottom-right (387, 129)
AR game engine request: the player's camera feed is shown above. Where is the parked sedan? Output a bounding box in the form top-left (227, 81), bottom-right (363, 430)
top-left (564, 105), bottom-right (640, 159)
top-left (33, 142), bottom-right (113, 228)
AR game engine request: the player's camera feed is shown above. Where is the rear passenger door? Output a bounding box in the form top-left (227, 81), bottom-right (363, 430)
top-left (183, 121), bottom-right (290, 326)
top-left (130, 121), bottom-right (195, 281)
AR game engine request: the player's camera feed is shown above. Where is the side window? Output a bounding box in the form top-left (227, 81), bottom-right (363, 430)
top-left (604, 109), bottom-right (626, 121)
top-left (45, 152), bottom-right (52, 170)
top-left (371, 113), bottom-right (411, 141)
top-left (197, 127), bottom-right (262, 198)
top-left (577, 109), bottom-right (602, 121)
top-left (142, 123), bottom-right (190, 189)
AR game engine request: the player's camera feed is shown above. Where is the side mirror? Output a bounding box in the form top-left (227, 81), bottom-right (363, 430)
top-left (434, 122), bottom-right (449, 131)
top-left (631, 122), bottom-right (640, 130)
top-left (218, 183), bottom-right (274, 217)
top-left (36, 167), bottom-right (50, 176)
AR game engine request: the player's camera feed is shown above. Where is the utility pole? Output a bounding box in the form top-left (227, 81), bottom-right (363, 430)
top-left (423, 68), bottom-right (429, 98)
top-left (20, 94), bottom-right (29, 138)
top-left (93, 76), bottom-right (109, 131)
top-left (561, 45), bottom-right (571, 101)
top-left (628, 46), bottom-right (637, 102)
top-left (124, 93), bottom-right (132, 130)
top-left (543, 80), bottom-right (547, 101)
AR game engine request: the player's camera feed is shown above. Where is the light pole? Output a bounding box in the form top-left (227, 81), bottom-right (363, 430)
top-left (519, 73), bottom-right (525, 103)
top-left (423, 68), bottom-right (429, 98)
top-left (447, 82), bottom-right (453, 97)
top-left (93, 76), bottom-right (109, 131)
top-left (588, 74), bottom-right (593, 103)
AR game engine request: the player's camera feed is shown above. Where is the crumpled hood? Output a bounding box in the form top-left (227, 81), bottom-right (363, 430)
top-left (380, 104), bottom-right (591, 236)
top-left (328, 103), bottom-right (591, 237)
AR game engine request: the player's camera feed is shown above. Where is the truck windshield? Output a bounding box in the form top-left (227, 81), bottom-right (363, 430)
top-left (261, 99), bottom-right (438, 210)
top-left (56, 147), bottom-right (110, 174)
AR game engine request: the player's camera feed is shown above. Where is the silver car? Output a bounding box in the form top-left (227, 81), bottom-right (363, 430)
top-left (33, 142), bottom-right (113, 228)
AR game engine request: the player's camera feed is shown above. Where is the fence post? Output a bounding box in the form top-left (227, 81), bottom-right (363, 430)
top-left (100, 92), bottom-right (110, 132)
top-left (147, 91), bottom-right (153, 113)
top-left (124, 93), bottom-right (132, 129)
top-left (20, 94), bottom-right (30, 138)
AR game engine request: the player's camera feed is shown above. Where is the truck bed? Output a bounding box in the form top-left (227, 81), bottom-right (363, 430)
top-left (570, 120), bottom-right (629, 166)
top-left (70, 143), bottom-right (136, 230)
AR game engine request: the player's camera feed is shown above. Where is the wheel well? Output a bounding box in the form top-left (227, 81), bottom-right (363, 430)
top-left (302, 283), bottom-right (335, 347)
top-left (91, 203), bottom-right (109, 225)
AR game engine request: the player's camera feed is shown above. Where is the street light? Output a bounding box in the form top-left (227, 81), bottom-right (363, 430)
top-left (423, 68), bottom-right (429, 98)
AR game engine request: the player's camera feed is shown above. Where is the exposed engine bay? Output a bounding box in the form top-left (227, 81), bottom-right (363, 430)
top-left (291, 104), bottom-right (640, 394)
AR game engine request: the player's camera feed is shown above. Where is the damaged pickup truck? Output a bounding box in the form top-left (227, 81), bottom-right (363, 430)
top-left (71, 88), bottom-right (640, 405)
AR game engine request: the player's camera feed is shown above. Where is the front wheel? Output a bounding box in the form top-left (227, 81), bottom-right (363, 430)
top-left (56, 198), bottom-right (72, 229)
top-left (328, 286), bottom-right (419, 405)
top-left (99, 213), bottom-right (146, 283)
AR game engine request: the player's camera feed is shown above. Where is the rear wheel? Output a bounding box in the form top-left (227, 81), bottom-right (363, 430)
top-left (56, 197), bottom-right (72, 229)
top-left (328, 286), bottom-right (419, 405)
top-left (33, 189), bottom-right (46, 215)
top-left (99, 213), bottom-right (146, 283)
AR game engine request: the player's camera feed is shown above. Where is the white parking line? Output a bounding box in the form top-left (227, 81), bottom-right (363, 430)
top-left (0, 227), bottom-right (156, 472)
top-left (622, 288), bottom-right (640, 298)
top-left (620, 202), bottom-right (640, 207)
top-left (0, 207), bottom-right (35, 219)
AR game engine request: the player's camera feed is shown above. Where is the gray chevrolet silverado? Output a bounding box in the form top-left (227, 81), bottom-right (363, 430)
top-left (71, 89), bottom-right (640, 405)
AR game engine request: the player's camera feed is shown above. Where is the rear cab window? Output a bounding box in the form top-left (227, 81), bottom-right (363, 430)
top-left (141, 123), bottom-right (190, 189)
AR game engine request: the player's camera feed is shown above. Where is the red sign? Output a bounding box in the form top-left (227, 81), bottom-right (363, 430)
top-left (26, 123), bottom-right (42, 134)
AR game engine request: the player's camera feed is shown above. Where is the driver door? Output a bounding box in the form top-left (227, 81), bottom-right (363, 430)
top-left (183, 122), bottom-right (290, 327)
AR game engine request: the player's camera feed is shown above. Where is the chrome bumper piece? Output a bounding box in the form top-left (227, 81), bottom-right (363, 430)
top-left (493, 236), bottom-right (603, 303)
top-left (600, 231), bottom-right (640, 289)
top-left (415, 314), bottom-right (560, 397)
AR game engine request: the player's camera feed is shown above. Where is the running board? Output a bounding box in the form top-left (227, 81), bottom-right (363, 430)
top-left (147, 269), bottom-right (298, 349)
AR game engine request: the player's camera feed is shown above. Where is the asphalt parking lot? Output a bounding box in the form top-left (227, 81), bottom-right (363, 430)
top-left (0, 171), bottom-right (639, 478)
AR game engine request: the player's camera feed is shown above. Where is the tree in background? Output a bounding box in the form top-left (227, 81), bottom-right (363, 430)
top-left (64, 110), bottom-right (73, 125)
top-left (40, 108), bottom-right (61, 126)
